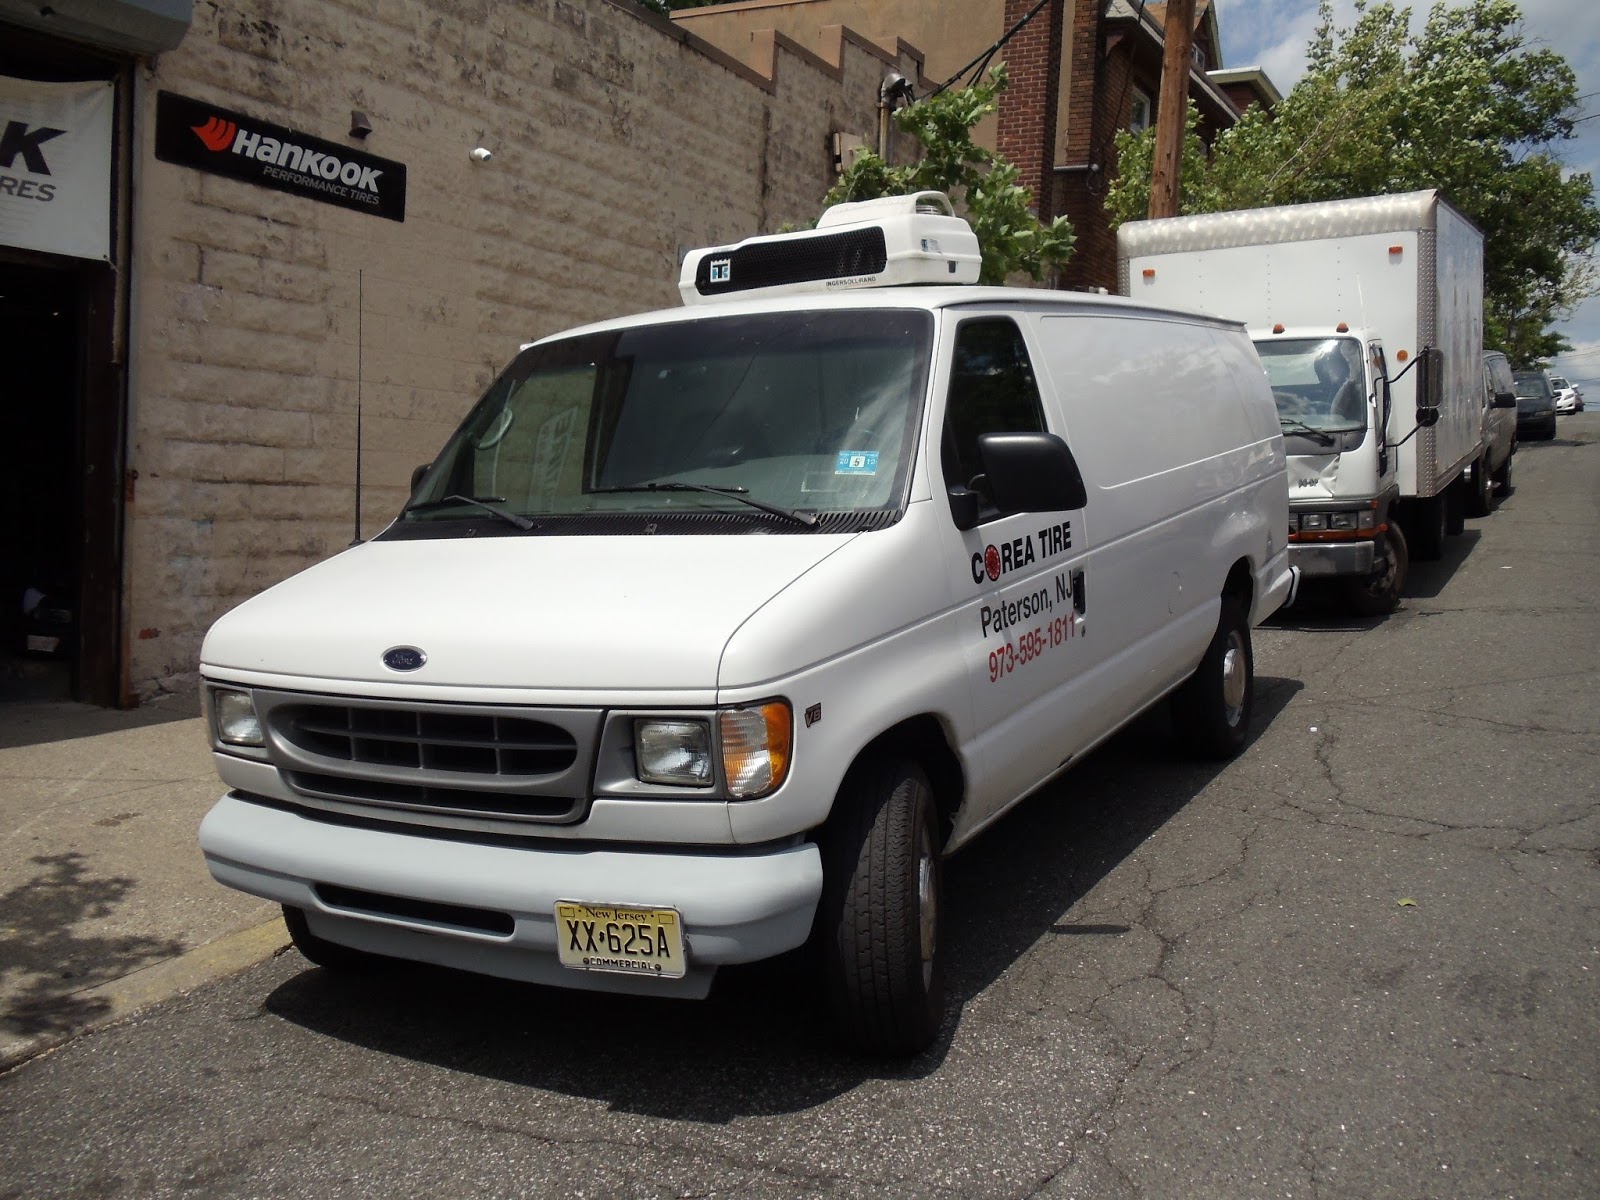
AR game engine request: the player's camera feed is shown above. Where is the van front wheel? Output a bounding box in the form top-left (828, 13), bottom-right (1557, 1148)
top-left (1172, 598), bottom-right (1254, 760)
top-left (818, 756), bottom-right (944, 1056)
top-left (282, 905), bottom-right (392, 974)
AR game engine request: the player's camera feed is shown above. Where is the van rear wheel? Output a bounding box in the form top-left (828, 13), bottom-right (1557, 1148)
top-left (818, 756), bottom-right (944, 1056)
top-left (1172, 597), bottom-right (1254, 760)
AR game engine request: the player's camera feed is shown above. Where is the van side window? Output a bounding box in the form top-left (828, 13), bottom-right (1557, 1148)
top-left (942, 318), bottom-right (1047, 519)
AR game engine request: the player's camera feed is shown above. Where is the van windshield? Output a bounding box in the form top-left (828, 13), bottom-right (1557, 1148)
top-left (393, 309), bottom-right (933, 535)
top-left (1254, 336), bottom-right (1369, 433)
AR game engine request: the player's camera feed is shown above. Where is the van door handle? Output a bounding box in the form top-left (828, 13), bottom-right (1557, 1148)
top-left (1071, 569), bottom-right (1086, 615)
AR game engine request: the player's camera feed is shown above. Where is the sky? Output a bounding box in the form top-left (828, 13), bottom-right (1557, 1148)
top-left (1217, 0), bottom-right (1600, 387)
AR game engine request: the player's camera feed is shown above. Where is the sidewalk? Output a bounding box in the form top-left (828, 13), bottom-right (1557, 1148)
top-left (0, 696), bottom-right (286, 1069)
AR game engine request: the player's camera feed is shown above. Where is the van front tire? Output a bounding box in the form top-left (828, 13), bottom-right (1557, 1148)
top-left (1173, 598), bottom-right (1254, 760)
top-left (818, 756), bottom-right (945, 1056)
top-left (283, 904), bottom-right (392, 974)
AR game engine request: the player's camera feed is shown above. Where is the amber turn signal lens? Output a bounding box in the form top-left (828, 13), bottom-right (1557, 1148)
top-left (719, 701), bottom-right (792, 799)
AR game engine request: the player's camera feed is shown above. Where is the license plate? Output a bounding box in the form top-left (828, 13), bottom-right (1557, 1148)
top-left (555, 902), bottom-right (686, 979)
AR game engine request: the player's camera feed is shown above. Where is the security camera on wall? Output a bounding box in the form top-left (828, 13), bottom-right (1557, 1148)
top-left (471, 146), bottom-right (492, 162)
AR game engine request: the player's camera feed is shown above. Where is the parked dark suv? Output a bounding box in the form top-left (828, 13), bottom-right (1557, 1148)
top-left (1513, 369), bottom-right (1558, 440)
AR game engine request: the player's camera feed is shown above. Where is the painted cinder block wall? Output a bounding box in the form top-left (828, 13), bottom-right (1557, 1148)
top-left (124, 0), bottom-right (924, 699)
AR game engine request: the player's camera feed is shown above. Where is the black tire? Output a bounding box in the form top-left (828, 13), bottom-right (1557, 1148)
top-left (1408, 495), bottom-right (1447, 561)
top-left (1340, 522), bottom-right (1408, 617)
top-left (1171, 596), bottom-right (1254, 760)
top-left (1493, 446), bottom-right (1514, 493)
top-left (818, 756), bottom-right (944, 1056)
top-left (1465, 455), bottom-right (1492, 518)
top-left (283, 904), bottom-right (393, 973)
top-left (1445, 485), bottom-right (1465, 536)
top-left (1542, 415), bottom-right (1558, 440)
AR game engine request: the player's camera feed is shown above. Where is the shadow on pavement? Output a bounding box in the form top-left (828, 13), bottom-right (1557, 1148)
top-left (0, 852), bottom-right (186, 1039)
top-left (261, 676), bottom-right (1301, 1121)
top-left (0, 693), bottom-right (201, 751)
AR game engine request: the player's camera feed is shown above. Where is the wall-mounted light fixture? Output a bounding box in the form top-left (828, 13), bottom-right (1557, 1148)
top-left (349, 110), bottom-right (372, 139)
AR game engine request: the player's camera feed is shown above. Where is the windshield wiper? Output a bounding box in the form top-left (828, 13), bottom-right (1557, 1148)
top-left (402, 494), bottom-right (536, 530)
top-left (593, 481), bottom-right (819, 528)
top-left (1278, 418), bottom-right (1337, 446)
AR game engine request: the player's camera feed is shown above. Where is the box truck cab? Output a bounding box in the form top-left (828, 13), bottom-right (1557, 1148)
top-left (200, 193), bottom-right (1295, 1054)
top-left (1119, 191), bottom-right (1488, 617)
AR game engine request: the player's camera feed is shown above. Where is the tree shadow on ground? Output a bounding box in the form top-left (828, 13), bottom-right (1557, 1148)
top-left (262, 678), bottom-right (1301, 1122)
top-left (0, 852), bottom-right (185, 1038)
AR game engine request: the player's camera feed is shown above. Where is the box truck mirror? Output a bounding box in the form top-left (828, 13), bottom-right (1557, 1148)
top-left (410, 462), bottom-right (433, 492)
top-left (977, 431), bottom-right (1090, 514)
top-left (1415, 347), bottom-right (1444, 427)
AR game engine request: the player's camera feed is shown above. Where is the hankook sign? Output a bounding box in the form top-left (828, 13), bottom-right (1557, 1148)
top-left (154, 91), bottom-right (406, 222)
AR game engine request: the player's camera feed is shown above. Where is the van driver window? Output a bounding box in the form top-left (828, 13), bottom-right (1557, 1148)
top-left (942, 318), bottom-right (1047, 518)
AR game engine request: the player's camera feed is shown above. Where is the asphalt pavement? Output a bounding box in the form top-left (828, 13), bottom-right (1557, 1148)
top-left (0, 412), bottom-right (1594, 1199)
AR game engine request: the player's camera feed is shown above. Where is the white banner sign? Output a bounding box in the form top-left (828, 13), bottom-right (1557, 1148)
top-left (0, 75), bottom-right (113, 261)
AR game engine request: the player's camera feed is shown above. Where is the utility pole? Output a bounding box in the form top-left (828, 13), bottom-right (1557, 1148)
top-left (1148, 0), bottom-right (1195, 219)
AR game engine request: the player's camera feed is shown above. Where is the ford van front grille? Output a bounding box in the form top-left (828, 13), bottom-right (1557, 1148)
top-left (248, 691), bottom-right (601, 829)
top-left (280, 703), bottom-right (577, 775)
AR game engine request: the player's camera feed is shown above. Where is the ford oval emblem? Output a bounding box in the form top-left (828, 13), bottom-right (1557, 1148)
top-left (382, 646), bottom-right (427, 672)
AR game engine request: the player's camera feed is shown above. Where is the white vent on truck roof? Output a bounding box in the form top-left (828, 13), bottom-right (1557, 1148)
top-left (678, 190), bottom-right (982, 305)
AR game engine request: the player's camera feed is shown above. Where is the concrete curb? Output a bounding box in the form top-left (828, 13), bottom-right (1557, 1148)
top-left (0, 917), bottom-right (289, 1073)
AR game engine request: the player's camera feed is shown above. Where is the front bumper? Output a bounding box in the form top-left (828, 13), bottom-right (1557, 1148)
top-left (1288, 537), bottom-right (1376, 579)
top-left (200, 793), bottom-right (823, 998)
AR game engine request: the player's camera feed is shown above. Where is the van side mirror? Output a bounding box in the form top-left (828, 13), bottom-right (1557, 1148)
top-left (976, 431), bottom-right (1089, 514)
top-left (947, 486), bottom-right (982, 531)
top-left (1492, 390), bottom-right (1517, 410)
top-left (410, 462), bottom-right (433, 492)
top-left (1415, 346), bottom-right (1444, 428)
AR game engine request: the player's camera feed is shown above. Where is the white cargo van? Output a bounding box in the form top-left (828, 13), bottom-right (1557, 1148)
top-left (1118, 191), bottom-right (1489, 616)
top-left (200, 193), bottom-right (1296, 1054)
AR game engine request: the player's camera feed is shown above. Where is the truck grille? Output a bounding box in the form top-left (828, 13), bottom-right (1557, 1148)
top-left (251, 691), bottom-right (601, 829)
top-left (279, 703), bottom-right (577, 776)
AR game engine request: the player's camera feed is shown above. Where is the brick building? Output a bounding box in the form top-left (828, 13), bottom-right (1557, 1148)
top-left (0, 0), bottom-right (928, 705)
top-left (674, 0), bottom-right (1280, 288)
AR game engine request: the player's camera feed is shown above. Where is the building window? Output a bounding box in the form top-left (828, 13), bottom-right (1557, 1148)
top-left (1129, 88), bottom-right (1152, 134)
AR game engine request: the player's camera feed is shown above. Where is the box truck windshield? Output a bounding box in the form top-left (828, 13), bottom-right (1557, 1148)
top-left (394, 308), bottom-right (933, 535)
top-left (1254, 336), bottom-right (1368, 434)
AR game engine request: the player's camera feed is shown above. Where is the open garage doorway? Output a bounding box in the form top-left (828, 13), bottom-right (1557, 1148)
top-left (0, 258), bottom-right (121, 704)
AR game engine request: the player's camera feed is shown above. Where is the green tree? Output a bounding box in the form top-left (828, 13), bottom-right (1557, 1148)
top-left (1106, 0), bottom-right (1599, 364)
top-left (825, 65), bottom-right (1076, 285)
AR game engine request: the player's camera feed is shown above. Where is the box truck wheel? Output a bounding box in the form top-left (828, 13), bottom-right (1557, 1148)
top-left (283, 905), bottom-right (393, 974)
top-left (1445, 486), bottom-right (1466, 537)
top-left (1172, 597), bottom-right (1254, 760)
top-left (1407, 496), bottom-right (1447, 561)
top-left (1341, 523), bottom-right (1408, 617)
top-left (1465, 455), bottom-right (1493, 518)
top-left (818, 755), bottom-right (945, 1055)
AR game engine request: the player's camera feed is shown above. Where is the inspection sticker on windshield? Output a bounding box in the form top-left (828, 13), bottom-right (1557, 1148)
top-left (836, 451), bottom-right (879, 475)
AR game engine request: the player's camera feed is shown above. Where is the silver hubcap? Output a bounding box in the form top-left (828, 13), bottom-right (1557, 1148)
top-left (1220, 635), bottom-right (1247, 725)
top-left (917, 828), bottom-right (937, 987)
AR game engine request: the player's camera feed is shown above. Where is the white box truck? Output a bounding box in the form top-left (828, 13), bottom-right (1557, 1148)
top-left (1118, 190), bottom-right (1489, 615)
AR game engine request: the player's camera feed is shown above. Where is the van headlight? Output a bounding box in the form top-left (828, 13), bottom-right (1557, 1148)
top-left (628, 700), bottom-right (792, 797)
top-left (634, 719), bottom-right (715, 787)
top-left (210, 687), bottom-right (265, 747)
